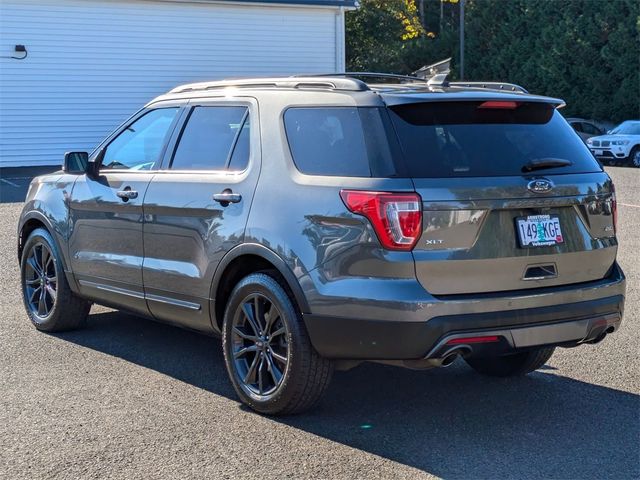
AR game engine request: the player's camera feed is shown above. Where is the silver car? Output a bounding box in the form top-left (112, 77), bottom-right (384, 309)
top-left (17, 71), bottom-right (625, 415)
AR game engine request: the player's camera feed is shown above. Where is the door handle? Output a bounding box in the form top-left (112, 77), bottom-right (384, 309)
top-left (213, 190), bottom-right (242, 206)
top-left (116, 189), bottom-right (138, 201)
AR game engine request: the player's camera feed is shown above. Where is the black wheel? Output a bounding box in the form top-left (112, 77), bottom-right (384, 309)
top-left (629, 147), bottom-right (640, 168)
top-left (222, 272), bottom-right (333, 415)
top-left (465, 347), bottom-right (555, 377)
top-left (20, 228), bottom-right (91, 332)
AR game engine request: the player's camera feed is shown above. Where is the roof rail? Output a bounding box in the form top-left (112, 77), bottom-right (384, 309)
top-left (294, 72), bottom-right (424, 83)
top-left (168, 77), bottom-right (369, 94)
top-left (449, 81), bottom-right (529, 94)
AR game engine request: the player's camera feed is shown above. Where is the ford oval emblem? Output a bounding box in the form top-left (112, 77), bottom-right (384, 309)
top-left (527, 178), bottom-right (554, 194)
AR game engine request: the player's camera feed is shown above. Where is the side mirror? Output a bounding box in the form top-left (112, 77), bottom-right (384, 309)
top-left (63, 151), bottom-right (89, 174)
top-left (63, 151), bottom-right (100, 178)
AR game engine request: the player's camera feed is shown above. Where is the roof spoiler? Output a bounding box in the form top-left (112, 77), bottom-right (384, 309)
top-left (412, 58), bottom-right (451, 86)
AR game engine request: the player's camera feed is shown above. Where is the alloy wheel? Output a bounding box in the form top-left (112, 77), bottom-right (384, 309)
top-left (633, 150), bottom-right (640, 168)
top-left (231, 293), bottom-right (289, 397)
top-left (24, 242), bottom-right (57, 318)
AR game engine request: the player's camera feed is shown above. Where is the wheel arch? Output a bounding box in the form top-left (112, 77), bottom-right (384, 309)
top-left (18, 211), bottom-right (79, 292)
top-left (209, 243), bottom-right (310, 333)
top-left (18, 211), bottom-right (57, 261)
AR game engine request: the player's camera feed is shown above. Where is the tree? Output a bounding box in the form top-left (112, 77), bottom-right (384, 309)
top-left (346, 0), bottom-right (424, 72)
top-left (346, 0), bottom-right (640, 122)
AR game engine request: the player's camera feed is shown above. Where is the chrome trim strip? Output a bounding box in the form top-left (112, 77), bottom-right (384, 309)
top-left (145, 293), bottom-right (202, 311)
top-left (78, 280), bottom-right (145, 299)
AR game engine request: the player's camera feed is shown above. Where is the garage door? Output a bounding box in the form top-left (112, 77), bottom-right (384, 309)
top-left (0, 0), bottom-right (342, 167)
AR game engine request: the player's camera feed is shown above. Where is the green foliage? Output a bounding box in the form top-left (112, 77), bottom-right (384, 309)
top-left (345, 0), bottom-right (424, 72)
top-left (346, 0), bottom-right (640, 122)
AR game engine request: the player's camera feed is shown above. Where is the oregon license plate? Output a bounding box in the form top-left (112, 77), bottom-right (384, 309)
top-left (516, 215), bottom-right (564, 247)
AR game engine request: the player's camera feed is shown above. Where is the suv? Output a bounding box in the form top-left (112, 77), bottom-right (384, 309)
top-left (18, 71), bottom-right (625, 415)
top-left (586, 120), bottom-right (640, 167)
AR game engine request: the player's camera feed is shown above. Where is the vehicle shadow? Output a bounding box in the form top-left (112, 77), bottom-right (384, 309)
top-left (57, 309), bottom-right (640, 479)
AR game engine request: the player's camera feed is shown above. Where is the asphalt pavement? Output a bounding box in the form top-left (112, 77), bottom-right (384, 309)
top-left (1, 167), bottom-right (638, 479)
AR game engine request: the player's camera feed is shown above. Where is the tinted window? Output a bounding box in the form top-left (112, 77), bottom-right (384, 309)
top-left (228, 116), bottom-right (250, 171)
top-left (101, 108), bottom-right (178, 170)
top-left (581, 122), bottom-right (601, 135)
top-left (570, 121), bottom-right (583, 132)
top-left (389, 102), bottom-right (602, 177)
top-left (284, 107), bottom-right (397, 177)
top-left (171, 106), bottom-right (247, 170)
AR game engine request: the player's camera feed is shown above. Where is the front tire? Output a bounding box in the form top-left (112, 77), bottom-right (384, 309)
top-left (629, 146), bottom-right (640, 168)
top-left (465, 347), bottom-right (555, 377)
top-left (222, 272), bottom-right (333, 415)
top-left (20, 228), bottom-right (91, 332)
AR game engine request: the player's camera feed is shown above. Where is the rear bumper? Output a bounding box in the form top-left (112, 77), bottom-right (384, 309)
top-left (303, 264), bottom-right (625, 360)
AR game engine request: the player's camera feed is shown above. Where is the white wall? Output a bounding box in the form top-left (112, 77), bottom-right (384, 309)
top-left (0, 0), bottom-right (344, 167)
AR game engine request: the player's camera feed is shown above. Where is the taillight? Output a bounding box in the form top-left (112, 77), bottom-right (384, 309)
top-left (340, 190), bottom-right (422, 251)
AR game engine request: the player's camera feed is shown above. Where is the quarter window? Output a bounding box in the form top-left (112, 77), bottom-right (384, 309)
top-left (101, 108), bottom-right (178, 171)
top-left (284, 107), bottom-right (397, 177)
top-left (171, 106), bottom-right (249, 171)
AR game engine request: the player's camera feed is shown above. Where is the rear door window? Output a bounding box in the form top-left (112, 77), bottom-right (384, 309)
top-left (388, 102), bottom-right (602, 177)
top-left (171, 106), bottom-right (248, 171)
top-left (284, 107), bottom-right (397, 177)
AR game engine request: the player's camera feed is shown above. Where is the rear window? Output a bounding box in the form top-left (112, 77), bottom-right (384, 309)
top-left (284, 107), bottom-right (397, 177)
top-left (388, 101), bottom-right (601, 177)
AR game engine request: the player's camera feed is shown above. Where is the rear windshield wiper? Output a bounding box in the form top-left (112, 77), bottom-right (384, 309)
top-left (522, 158), bottom-right (573, 172)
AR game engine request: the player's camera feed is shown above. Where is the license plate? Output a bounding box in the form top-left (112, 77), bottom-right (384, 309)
top-left (516, 215), bottom-right (564, 247)
top-left (595, 149), bottom-right (604, 156)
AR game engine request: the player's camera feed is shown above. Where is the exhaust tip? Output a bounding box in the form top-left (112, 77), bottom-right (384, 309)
top-left (441, 353), bottom-right (458, 367)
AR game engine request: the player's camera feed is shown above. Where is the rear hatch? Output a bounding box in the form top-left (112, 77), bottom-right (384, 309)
top-left (386, 98), bottom-right (617, 295)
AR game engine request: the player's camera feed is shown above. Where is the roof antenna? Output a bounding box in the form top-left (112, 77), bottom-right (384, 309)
top-left (412, 58), bottom-right (451, 86)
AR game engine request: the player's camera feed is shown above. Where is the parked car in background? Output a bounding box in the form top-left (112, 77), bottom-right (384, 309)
top-left (566, 118), bottom-right (605, 142)
top-left (587, 120), bottom-right (640, 167)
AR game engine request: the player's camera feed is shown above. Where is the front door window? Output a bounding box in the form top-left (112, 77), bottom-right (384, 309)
top-left (101, 108), bottom-right (179, 171)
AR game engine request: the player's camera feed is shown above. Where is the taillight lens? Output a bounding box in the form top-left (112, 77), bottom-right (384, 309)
top-left (340, 190), bottom-right (422, 251)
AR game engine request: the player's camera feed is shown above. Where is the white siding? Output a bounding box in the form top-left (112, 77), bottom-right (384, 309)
top-left (0, 0), bottom-right (342, 167)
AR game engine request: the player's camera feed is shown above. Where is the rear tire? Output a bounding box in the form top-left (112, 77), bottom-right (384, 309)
top-left (20, 228), bottom-right (91, 332)
top-left (465, 347), bottom-right (555, 377)
top-left (222, 272), bottom-right (333, 415)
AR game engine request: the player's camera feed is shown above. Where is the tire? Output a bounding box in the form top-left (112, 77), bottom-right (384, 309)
top-left (20, 228), bottom-right (91, 332)
top-left (222, 272), bottom-right (333, 415)
top-left (465, 347), bottom-right (555, 377)
top-left (629, 146), bottom-right (640, 168)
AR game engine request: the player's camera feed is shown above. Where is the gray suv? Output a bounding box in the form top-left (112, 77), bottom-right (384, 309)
top-left (18, 72), bottom-right (625, 415)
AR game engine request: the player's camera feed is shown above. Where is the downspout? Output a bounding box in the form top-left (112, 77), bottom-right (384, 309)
top-left (335, 6), bottom-right (346, 72)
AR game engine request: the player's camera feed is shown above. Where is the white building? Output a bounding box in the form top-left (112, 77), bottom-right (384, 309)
top-left (0, 0), bottom-right (356, 167)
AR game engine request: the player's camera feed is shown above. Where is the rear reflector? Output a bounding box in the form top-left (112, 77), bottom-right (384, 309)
top-left (446, 335), bottom-right (500, 345)
top-left (340, 190), bottom-right (422, 251)
top-left (478, 101), bottom-right (519, 110)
